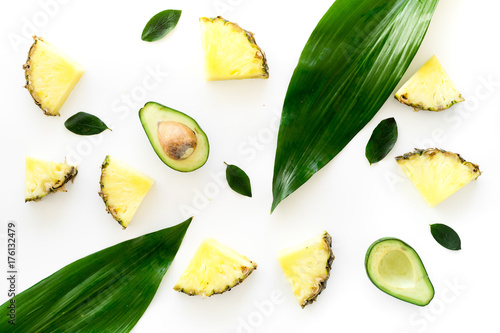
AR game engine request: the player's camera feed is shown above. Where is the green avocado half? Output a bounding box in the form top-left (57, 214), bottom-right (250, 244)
top-left (139, 102), bottom-right (209, 172)
top-left (365, 238), bottom-right (434, 306)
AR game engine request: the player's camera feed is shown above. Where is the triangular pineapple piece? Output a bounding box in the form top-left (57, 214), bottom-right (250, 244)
top-left (25, 156), bottom-right (77, 202)
top-left (98, 156), bottom-right (154, 229)
top-left (199, 16), bottom-right (269, 81)
top-left (24, 36), bottom-right (84, 116)
top-left (395, 55), bottom-right (464, 111)
top-left (174, 238), bottom-right (257, 297)
top-left (396, 148), bottom-right (481, 207)
top-left (278, 231), bottom-right (334, 308)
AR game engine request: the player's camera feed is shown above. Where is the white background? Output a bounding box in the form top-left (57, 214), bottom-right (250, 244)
top-left (1, 0), bottom-right (499, 332)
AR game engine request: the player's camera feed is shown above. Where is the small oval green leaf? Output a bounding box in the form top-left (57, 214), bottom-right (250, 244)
top-left (141, 9), bottom-right (182, 42)
top-left (64, 112), bottom-right (110, 135)
top-left (365, 117), bottom-right (398, 165)
top-left (430, 223), bottom-right (461, 250)
top-left (225, 162), bottom-right (252, 197)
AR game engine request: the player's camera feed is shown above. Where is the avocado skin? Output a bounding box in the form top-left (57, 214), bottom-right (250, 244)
top-left (365, 237), bottom-right (435, 306)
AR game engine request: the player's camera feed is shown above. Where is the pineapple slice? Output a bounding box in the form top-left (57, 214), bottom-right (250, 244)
top-left (395, 55), bottom-right (464, 111)
top-left (25, 156), bottom-right (77, 202)
top-left (278, 231), bottom-right (334, 308)
top-left (23, 36), bottom-right (84, 116)
top-left (174, 238), bottom-right (257, 297)
top-left (396, 148), bottom-right (481, 207)
top-left (199, 16), bottom-right (269, 81)
top-left (98, 156), bottom-right (154, 229)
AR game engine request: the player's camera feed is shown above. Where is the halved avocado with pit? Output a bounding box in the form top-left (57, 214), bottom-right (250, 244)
top-left (139, 102), bottom-right (209, 172)
top-left (365, 238), bottom-right (434, 306)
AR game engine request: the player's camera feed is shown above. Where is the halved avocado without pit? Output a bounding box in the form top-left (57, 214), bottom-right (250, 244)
top-left (365, 238), bottom-right (434, 306)
top-left (139, 102), bottom-right (209, 172)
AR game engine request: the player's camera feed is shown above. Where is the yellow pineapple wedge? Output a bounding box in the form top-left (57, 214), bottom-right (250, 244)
top-left (278, 231), bottom-right (334, 308)
top-left (23, 36), bottom-right (84, 116)
top-left (174, 238), bottom-right (257, 297)
top-left (25, 156), bottom-right (77, 202)
top-left (98, 156), bottom-right (154, 229)
top-left (395, 55), bottom-right (464, 111)
top-left (199, 16), bottom-right (269, 81)
top-left (396, 148), bottom-right (481, 207)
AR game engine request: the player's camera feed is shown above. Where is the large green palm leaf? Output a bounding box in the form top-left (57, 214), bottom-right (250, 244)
top-left (0, 218), bottom-right (191, 332)
top-left (272, 0), bottom-right (440, 212)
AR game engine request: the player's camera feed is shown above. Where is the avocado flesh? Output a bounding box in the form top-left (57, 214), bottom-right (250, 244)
top-left (139, 102), bottom-right (209, 172)
top-left (365, 238), bottom-right (434, 306)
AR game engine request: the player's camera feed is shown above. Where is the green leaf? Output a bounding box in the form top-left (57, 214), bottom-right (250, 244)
top-left (141, 9), bottom-right (182, 42)
top-left (271, 0), bottom-right (439, 212)
top-left (365, 117), bottom-right (398, 165)
top-left (64, 111), bottom-right (110, 135)
top-left (430, 223), bottom-right (461, 250)
top-left (0, 218), bottom-right (192, 332)
top-left (225, 162), bottom-right (252, 197)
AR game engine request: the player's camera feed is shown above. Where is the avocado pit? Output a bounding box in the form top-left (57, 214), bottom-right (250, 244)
top-left (157, 121), bottom-right (197, 160)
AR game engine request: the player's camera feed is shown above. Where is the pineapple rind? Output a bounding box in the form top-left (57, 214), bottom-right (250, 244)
top-left (396, 148), bottom-right (481, 207)
top-left (98, 156), bottom-right (154, 229)
top-left (25, 156), bottom-right (78, 202)
top-left (24, 36), bottom-right (84, 116)
top-left (395, 55), bottom-right (464, 112)
top-left (278, 231), bottom-right (334, 308)
top-left (200, 16), bottom-right (269, 81)
top-left (173, 238), bottom-right (257, 297)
